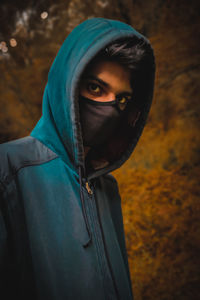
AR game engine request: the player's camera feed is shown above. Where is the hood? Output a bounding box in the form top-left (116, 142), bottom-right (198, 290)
top-left (31, 17), bottom-right (156, 180)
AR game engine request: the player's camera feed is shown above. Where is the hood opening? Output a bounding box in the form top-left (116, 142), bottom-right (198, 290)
top-left (76, 35), bottom-right (155, 179)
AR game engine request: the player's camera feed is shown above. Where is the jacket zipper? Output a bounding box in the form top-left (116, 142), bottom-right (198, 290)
top-left (78, 166), bottom-right (92, 247)
top-left (85, 181), bottom-right (93, 194)
top-left (84, 179), bottom-right (120, 300)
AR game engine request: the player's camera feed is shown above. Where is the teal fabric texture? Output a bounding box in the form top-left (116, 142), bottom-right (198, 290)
top-left (0, 18), bottom-right (155, 300)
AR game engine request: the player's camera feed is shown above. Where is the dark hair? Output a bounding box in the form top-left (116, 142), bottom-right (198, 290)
top-left (94, 36), bottom-right (153, 73)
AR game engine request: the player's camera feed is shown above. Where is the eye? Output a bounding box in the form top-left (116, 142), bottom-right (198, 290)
top-left (117, 95), bottom-right (132, 111)
top-left (118, 96), bottom-right (127, 104)
top-left (87, 82), bottom-right (102, 95)
top-left (117, 95), bottom-right (131, 104)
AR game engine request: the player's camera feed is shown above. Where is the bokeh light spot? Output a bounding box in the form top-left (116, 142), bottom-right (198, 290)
top-left (0, 41), bottom-right (8, 53)
top-left (10, 38), bottom-right (17, 47)
top-left (41, 11), bottom-right (48, 19)
top-left (2, 46), bottom-right (8, 53)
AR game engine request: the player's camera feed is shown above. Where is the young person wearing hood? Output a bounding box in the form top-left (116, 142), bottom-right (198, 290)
top-left (0, 18), bottom-right (155, 300)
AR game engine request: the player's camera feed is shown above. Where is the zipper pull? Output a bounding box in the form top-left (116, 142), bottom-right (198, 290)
top-left (85, 181), bottom-right (93, 195)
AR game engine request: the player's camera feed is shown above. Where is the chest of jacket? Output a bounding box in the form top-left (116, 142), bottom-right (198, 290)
top-left (1, 155), bottom-right (132, 300)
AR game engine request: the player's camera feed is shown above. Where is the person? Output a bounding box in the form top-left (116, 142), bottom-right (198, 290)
top-left (0, 17), bottom-right (155, 300)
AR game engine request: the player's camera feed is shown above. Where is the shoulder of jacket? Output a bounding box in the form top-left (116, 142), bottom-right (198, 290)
top-left (102, 173), bottom-right (118, 185)
top-left (0, 136), bottom-right (58, 187)
top-left (100, 173), bottom-right (121, 200)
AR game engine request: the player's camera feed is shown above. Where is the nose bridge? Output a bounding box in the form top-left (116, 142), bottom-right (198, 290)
top-left (105, 91), bottom-right (116, 102)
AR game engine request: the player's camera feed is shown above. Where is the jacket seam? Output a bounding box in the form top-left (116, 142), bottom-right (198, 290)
top-left (0, 155), bottom-right (59, 189)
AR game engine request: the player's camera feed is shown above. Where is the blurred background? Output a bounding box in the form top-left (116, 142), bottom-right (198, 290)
top-left (0, 0), bottom-right (200, 299)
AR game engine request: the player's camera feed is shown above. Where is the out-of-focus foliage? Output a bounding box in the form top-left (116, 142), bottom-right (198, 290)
top-left (114, 166), bottom-right (200, 299)
top-left (0, 0), bottom-right (200, 299)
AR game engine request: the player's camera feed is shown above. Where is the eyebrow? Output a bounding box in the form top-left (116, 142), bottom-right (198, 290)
top-left (85, 75), bottom-right (133, 97)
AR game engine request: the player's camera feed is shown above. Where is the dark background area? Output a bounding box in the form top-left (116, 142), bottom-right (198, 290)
top-left (0, 0), bottom-right (200, 299)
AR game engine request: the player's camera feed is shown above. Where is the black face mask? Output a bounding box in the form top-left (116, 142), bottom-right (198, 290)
top-left (79, 95), bottom-right (125, 148)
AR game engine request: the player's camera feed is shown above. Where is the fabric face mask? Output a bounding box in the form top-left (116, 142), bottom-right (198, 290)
top-left (79, 95), bottom-right (125, 148)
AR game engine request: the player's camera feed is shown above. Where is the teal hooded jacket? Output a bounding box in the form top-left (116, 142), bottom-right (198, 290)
top-left (0, 18), bottom-right (155, 300)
